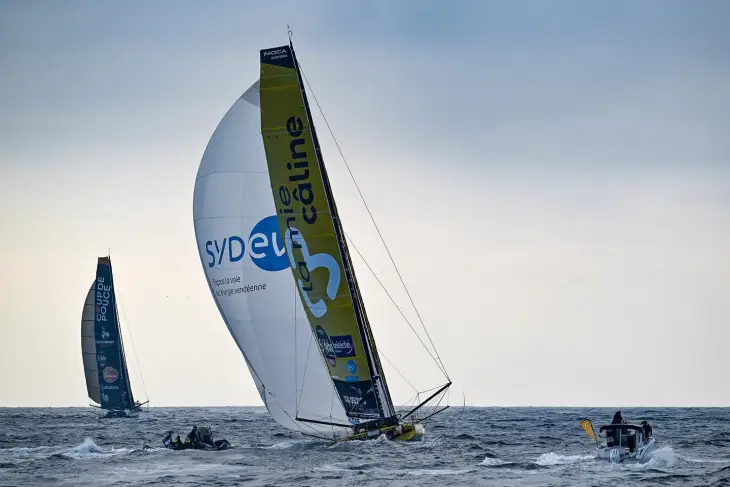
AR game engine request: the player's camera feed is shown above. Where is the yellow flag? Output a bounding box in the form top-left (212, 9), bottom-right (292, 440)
top-left (580, 419), bottom-right (597, 442)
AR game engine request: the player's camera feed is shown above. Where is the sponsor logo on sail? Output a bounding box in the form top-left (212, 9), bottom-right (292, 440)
top-left (331, 335), bottom-right (356, 358)
top-left (347, 360), bottom-right (357, 374)
top-left (249, 215), bottom-right (289, 271)
top-left (103, 366), bottom-right (119, 384)
top-left (315, 325), bottom-right (337, 366)
top-left (204, 216), bottom-right (288, 272)
top-left (262, 48), bottom-right (288, 60)
top-left (342, 394), bottom-right (361, 408)
top-left (274, 116), bottom-right (342, 319)
top-left (345, 359), bottom-right (358, 381)
top-left (95, 277), bottom-right (112, 323)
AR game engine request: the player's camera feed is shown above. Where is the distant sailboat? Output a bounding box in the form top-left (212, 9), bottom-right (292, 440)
top-left (81, 256), bottom-right (148, 418)
top-left (193, 36), bottom-right (450, 441)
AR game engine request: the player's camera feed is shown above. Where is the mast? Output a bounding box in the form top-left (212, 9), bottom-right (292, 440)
top-left (288, 40), bottom-right (396, 420)
top-left (108, 257), bottom-right (134, 410)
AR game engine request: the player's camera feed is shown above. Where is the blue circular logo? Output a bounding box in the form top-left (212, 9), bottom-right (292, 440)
top-left (347, 360), bottom-right (357, 374)
top-left (248, 216), bottom-right (289, 272)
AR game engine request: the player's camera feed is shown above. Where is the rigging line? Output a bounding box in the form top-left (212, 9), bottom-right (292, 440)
top-left (430, 394), bottom-right (466, 442)
top-left (379, 351), bottom-right (418, 394)
top-left (344, 232), bottom-right (447, 378)
top-left (269, 393), bottom-right (329, 438)
top-left (329, 377), bottom-right (335, 439)
top-left (114, 282), bottom-right (149, 403)
top-left (418, 387), bottom-right (447, 423)
top-left (294, 280), bottom-right (299, 414)
top-left (296, 332), bottom-right (313, 415)
top-left (298, 63), bottom-right (449, 380)
top-left (398, 392), bottom-right (420, 411)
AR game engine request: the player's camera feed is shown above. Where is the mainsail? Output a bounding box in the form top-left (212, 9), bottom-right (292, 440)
top-left (80, 257), bottom-right (135, 411)
top-left (193, 82), bottom-right (351, 435)
top-left (259, 45), bottom-right (395, 421)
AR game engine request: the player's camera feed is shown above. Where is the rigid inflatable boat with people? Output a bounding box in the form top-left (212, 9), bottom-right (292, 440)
top-left (580, 411), bottom-right (657, 464)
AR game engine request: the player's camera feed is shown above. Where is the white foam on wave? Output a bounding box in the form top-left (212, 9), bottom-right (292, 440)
top-left (264, 438), bottom-right (321, 450)
top-left (480, 457), bottom-right (509, 467)
top-left (535, 452), bottom-right (594, 466)
top-left (407, 468), bottom-right (474, 476)
top-left (0, 438), bottom-right (134, 463)
top-left (677, 453), bottom-right (730, 464)
top-left (63, 437), bottom-right (132, 460)
top-left (591, 446), bottom-right (678, 471)
top-left (266, 440), bottom-right (298, 449)
top-left (647, 446), bottom-right (677, 468)
top-left (315, 463), bottom-right (349, 472)
top-left (72, 438), bottom-right (105, 454)
top-left (615, 446), bottom-right (676, 470)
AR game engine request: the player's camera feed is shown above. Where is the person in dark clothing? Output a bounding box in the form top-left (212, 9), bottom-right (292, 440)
top-left (611, 410), bottom-right (624, 446)
top-left (187, 425), bottom-right (200, 447)
top-left (612, 410), bottom-right (624, 424)
top-left (640, 420), bottom-right (653, 439)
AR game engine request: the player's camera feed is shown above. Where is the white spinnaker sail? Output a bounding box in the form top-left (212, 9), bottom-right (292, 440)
top-left (80, 282), bottom-right (101, 405)
top-left (193, 81), bottom-right (350, 435)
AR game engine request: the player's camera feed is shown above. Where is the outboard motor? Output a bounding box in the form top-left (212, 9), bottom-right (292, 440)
top-left (609, 448), bottom-right (622, 464)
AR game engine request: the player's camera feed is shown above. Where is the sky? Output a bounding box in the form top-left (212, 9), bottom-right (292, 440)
top-left (1, 0), bottom-right (729, 407)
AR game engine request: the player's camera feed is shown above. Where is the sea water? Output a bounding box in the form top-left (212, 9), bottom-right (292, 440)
top-left (1, 407), bottom-right (728, 486)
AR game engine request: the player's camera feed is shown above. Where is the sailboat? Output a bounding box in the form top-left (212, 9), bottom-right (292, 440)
top-left (193, 36), bottom-right (450, 441)
top-left (80, 256), bottom-right (148, 418)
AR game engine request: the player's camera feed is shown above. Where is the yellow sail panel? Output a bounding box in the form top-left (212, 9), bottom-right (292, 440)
top-left (259, 45), bottom-right (380, 419)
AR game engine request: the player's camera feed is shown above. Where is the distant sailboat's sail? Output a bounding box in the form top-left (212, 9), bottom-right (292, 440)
top-left (86, 257), bottom-right (135, 411)
top-left (259, 45), bottom-right (395, 420)
top-left (193, 81), bottom-right (351, 435)
top-left (81, 283), bottom-right (101, 404)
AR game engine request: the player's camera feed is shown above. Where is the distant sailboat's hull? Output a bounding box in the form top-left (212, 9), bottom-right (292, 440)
top-left (101, 409), bottom-right (138, 419)
top-left (133, 400), bottom-right (149, 412)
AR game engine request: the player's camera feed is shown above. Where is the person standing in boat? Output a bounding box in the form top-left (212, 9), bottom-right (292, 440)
top-left (187, 425), bottom-right (200, 447)
top-left (612, 410), bottom-right (624, 424)
top-left (610, 410), bottom-right (625, 446)
top-left (641, 420), bottom-right (653, 438)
